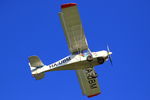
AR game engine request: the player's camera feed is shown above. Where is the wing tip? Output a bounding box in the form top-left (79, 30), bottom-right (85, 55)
top-left (88, 92), bottom-right (101, 98)
top-left (61, 3), bottom-right (77, 9)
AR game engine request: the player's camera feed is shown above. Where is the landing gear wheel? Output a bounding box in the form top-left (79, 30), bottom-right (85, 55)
top-left (87, 55), bottom-right (93, 62)
top-left (97, 57), bottom-right (105, 64)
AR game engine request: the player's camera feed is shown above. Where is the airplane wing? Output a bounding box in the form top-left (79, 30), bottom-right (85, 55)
top-left (59, 3), bottom-right (88, 54)
top-left (76, 67), bottom-right (101, 97)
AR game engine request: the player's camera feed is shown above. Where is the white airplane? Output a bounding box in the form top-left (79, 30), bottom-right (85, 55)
top-left (28, 3), bottom-right (112, 98)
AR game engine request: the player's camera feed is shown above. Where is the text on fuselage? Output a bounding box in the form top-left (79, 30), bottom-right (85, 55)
top-left (49, 57), bottom-right (71, 69)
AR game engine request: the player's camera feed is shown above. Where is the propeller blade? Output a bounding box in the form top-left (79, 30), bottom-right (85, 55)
top-left (107, 45), bottom-right (110, 52)
top-left (108, 55), bottom-right (113, 66)
top-left (106, 45), bottom-right (113, 66)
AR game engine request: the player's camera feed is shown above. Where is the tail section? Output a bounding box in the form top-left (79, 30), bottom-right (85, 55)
top-left (28, 56), bottom-right (45, 80)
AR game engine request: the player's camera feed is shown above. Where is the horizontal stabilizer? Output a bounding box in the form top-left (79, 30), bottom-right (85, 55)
top-left (28, 56), bottom-right (45, 80)
top-left (32, 73), bottom-right (45, 80)
top-left (28, 56), bottom-right (44, 67)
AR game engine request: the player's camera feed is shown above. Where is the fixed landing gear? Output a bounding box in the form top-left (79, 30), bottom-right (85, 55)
top-left (87, 55), bottom-right (93, 62)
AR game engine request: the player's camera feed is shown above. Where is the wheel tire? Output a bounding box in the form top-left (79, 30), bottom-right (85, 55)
top-left (97, 57), bottom-right (105, 64)
top-left (87, 55), bottom-right (93, 62)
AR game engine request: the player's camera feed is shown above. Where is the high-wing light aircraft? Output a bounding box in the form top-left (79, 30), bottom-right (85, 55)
top-left (28, 3), bottom-right (112, 98)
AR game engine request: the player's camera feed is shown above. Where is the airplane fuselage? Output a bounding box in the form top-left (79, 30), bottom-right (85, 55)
top-left (31, 50), bottom-right (111, 75)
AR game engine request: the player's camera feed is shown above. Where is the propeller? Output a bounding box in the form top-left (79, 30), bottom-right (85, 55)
top-left (107, 45), bottom-right (113, 66)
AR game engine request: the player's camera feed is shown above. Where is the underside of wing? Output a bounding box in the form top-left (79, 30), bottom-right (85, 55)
top-left (59, 3), bottom-right (88, 54)
top-left (76, 67), bottom-right (101, 97)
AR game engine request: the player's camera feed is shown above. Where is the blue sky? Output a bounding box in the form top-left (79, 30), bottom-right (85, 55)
top-left (0, 0), bottom-right (150, 100)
